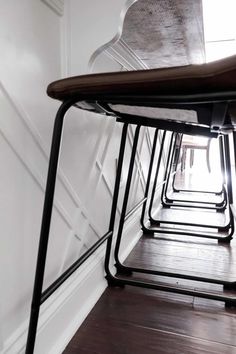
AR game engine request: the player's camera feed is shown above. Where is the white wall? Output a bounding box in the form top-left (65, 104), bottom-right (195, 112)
top-left (0, 1), bottom-right (62, 352)
top-left (0, 1), bottom-right (156, 353)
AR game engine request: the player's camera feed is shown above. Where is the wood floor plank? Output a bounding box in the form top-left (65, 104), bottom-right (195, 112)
top-left (64, 227), bottom-right (236, 353)
top-left (64, 287), bottom-right (236, 354)
top-left (168, 191), bottom-right (223, 203)
top-left (67, 322), bottom-right (236, 354)
top-left (124, 236), bottom-right (236, 282)
top-left (63, 172), bottom-right (236, 354)
top-left (155, 207), bottom-right (228, 225)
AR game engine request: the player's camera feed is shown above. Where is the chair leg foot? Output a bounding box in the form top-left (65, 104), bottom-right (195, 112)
top-left (224, 282), bottom-right (236, 291)
top-left (115, 264), bottom-right (133, 276)
top-left (218, 236), bottom-right (232, 244)
top-left (225, 300), bottom-right (236, 308)
top-left (105, 274), bottom-right (125, 288)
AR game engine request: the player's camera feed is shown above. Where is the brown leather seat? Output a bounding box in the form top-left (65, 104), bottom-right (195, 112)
top-left (47, 55), bottom-right (236, 132)
top-left (47, 55), bottom-right (236, 100)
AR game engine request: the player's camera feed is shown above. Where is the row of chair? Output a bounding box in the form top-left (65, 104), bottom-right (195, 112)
top-left (26, 55), bottom-right (236, 353)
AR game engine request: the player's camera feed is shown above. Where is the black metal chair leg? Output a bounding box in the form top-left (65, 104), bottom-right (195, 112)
top-left (172, 134), bottom-right (183, 191)
top-left (148, 131), bottom-right (167, 221)
top-left (114, 125), bottom-right (141, 272)
top-left (223, 135), bottom-right (233, 205)
top-left (105, 123), bottom-right (129, 284)
top-left (25, 100), bottom-right (74, 354)
top-left (162, 136), bottom-right (227, 210)
top-left (161, 134), bottom-right (179, 206)
top-left (218, 134), bottom-right (234, 244)
top-left (140, 129), bottom-right (159, 230)
top-left (160, 133), bottom-right (176, 206)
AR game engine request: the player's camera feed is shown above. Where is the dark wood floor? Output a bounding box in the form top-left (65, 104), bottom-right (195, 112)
top-left (64, 170), bottom-right (236, 354)
top-left (63, 285), bottom-right (236, 354)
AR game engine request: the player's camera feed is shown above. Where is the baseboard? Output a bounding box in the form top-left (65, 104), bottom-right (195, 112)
top-left (3, 244), bottom-right (108, 354)
top-left (3, 215), bottom-right (142, 354)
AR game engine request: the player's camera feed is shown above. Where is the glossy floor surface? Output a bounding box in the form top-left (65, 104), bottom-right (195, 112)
top-left (63, 167), bottom-right (236, 354)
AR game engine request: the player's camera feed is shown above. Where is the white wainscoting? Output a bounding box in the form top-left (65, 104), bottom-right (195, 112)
top-left (0, 1), bottom-right (161, 353)
top-left (41, 0), bottom-right (64, 16)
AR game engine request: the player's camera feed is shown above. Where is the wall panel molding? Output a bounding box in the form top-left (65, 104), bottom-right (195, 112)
top-left (0, 80), bottom-right (106, 238)
top-left (2, 221), bottom-right (141, 354)
top-left (1, 1), bottom-right (157, 348)
top-left (0, 89), bottom-right (74, 230)
top-left (41, 0), bottom-right (64, 16)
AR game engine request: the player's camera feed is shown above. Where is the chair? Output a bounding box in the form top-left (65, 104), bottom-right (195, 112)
top-left (180, 135), bottom-right (211, 172)
top-left (26, 55), bottom-right (236, 353)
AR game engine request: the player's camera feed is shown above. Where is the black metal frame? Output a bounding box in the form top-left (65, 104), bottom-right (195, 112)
top-left (137, 128), bottom-right (233, 241)
top-left (25, 99), bottom-right (120, 353)
top-left (149, 130), bottom-right (220, 209)
top-left (107, 121), bottom-right (236, 301)
top-left (146, 134), bottom-right (233, 237)
top-left (168, 133), bottom-right (228, 207)
top-left (163, 134), bottom-right (227, 209)
top-left (172, 133), bottom-right (225, 196)
top-left (26, 91), bottom-right (236, 352)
